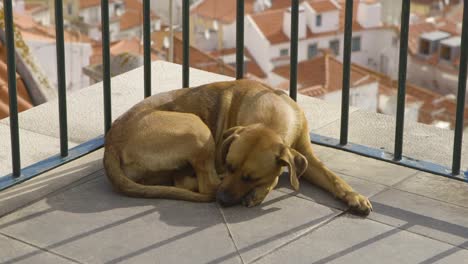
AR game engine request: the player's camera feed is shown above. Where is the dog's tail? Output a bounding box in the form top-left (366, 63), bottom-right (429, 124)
top-left (103, 145), bottom-right (214, 202)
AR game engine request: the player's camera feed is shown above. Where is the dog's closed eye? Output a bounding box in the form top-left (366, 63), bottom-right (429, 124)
top-left (242, 175), bottom-right (253, 182)
top-left (226, 164), bottom-right (236, 173)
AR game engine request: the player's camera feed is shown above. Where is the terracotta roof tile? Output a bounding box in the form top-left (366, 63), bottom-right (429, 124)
top-left (191, 0), bottom-right (256, 24)
top-left (119, 0), bottom-right (159, 31)
top-left (0, 46), bottom-right (33, 120)
top-left (408, 22), bottom-right (438, 55)
top-left (172, 36), bottom-right (236, 77)
top-left (251, 1), bottom-right (370, 44)
top-left (110, 37), bottom-right (159, 60)
top-left (80, 0), bottom-right (116, 10)
top-left (273, 53), bottom-right (376, 92)
top-left (208, 47), bottom-right (267, 78)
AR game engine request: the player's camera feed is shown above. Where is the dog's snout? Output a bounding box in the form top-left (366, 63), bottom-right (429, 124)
top-left (216, 190), bottom-right (237, 207)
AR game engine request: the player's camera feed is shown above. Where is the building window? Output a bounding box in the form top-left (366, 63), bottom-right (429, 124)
top-left (280, 48), bottom-right (289, 57)
top-left (67, 3), bottom-right (73, 15)
top-left (316, 14), bottom-right (322, 27)
top-left (440, 45), bottom-right (451, 61)
top-left (329, 40), bottom-right (340, 55)
top-left (351, 36), bottom-right (361, 52)
top-left (308, 43), bottom-right (318, 59)
top-left (419, 39), bottom-right (430, 55)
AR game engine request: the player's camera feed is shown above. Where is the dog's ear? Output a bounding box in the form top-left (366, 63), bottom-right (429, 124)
top-left (222, 126), bottom-right (246, 140)
top-left (277, 146), bottom-right (308, 191)
top-left (221, 126), bottom-right (246, 166)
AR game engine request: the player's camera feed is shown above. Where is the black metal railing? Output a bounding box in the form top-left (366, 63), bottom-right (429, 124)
top-left (0, 0), bottom-right (466, 191)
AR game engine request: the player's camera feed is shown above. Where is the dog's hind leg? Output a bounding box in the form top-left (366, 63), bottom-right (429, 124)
top-left (293, 127), bottom-right (373, 215)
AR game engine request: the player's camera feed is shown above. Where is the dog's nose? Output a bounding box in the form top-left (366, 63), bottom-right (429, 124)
top-left (216, 191), bottom-right (236, 207)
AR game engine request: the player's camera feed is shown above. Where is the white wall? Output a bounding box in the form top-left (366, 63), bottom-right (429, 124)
top-left (245, 16), bottom-right (273, 74)
top-left (305, 9), bottom-right (339, 33)
top-left (26, 40), bottom-right (92, 92)
top-left (223, 22), bottom-right (237, 49)
top-left (31, 10), bottom-right (51, 26)
top-left (357, 2), bottom-right (382, 28)
top-left (407, 57), bottom-right (460, 96)
top-left (324, 82), bottom-right (379, 112)
top-left (150, 0), bottom-right (182, 25)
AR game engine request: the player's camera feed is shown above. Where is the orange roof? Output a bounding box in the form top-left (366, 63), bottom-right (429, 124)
top-left (172, 37), bottom-right (236, 77)
top-left (80, 0), bottom-right (116, 9)
top-left (209, 48), bottom-right (267, 78)
top-left (307, 0), bottom-right (339, 13)
top-left (191, 0), bottom-right (256, 24)
top-left (251, 0), bottom-right (372, 44)
top-left (110, 37), bottom-right (159, 60)
top-left (119, 0), bottom-right (159, 31)
top-left (24, 3), bottom-right (48, 14)
top-left (408, 22), bottom-right (438, 55)
top-left (14, 12), bottom-right (93, 43)
top-left (273, 53), bottom-right (377, 93)
top-left (353, 62), bottom-right (468, 128)
top-left (0, 46), bottom-right (33, 120)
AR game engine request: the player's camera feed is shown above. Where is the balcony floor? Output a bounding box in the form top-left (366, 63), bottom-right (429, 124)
top-left (1, 146), bottom-right (468, 264)
top-left (1, 61), bottom-right (468, 263)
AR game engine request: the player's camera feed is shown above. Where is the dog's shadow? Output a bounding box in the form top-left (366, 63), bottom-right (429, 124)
top-left (44, 172), bottom-right (286, 228)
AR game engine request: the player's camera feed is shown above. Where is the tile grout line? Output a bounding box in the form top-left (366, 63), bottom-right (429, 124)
top-left (0, 232), bottom-right (84, 264)
top-left (248, 211), bottom-right (349, 264)
top-left (216, 203), bottom-right (246, 264)
top-left (366, 217), bottom-right (468, 251)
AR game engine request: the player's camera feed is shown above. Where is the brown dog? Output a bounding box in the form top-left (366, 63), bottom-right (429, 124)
top-left (103, 80), bottom-right (373, 215)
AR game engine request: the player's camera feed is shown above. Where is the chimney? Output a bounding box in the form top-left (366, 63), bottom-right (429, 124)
top-left (283, 6), bottom-right (307, 39)
top-left (357, 0), bottom-right (382, 28)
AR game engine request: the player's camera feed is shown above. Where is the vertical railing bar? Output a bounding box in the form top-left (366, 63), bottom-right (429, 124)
top-left (236, 0), bottom-right (245, 80)
top-left (451, 2), bottom-right (468, 175)
top-left (182, 0), bottom-right (190, 88)
top-left (339, 0), bottom-right (353, 146)
top-left (54, 0), bottom-right (69, 157)
top-left (393, 0), bottom-right (411, 161)
top-left (101, 0), bottom-right (112, 133)
top-left (143, 0), bottom-right (152, 98)
top-left (289, 0), bottom-right (299, 101)
top-left (3, 0), bottom-right (21, 177)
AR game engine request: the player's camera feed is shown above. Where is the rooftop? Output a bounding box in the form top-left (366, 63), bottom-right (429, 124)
top-left (0, 61), bottom-right (467, 263)
top-left (440, 36), bottom-right (462, 47)
top-left (272, 53), bottom-right (377, 95)
top-left (420, 30), bottom-right (451, 41)
top-left (249, 0), bottom-right (373, 45)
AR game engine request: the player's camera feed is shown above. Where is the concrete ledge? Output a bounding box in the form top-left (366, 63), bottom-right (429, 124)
top-left (0, 123), bottom-right (77, 177)
top-left (315, 109), bottom-right (468, 170)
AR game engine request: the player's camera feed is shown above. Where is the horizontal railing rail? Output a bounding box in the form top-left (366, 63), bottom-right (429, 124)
top-left (0, 0), bottom-right (466, 191)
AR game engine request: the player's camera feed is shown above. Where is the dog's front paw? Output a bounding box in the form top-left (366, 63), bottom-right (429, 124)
top-left (241, 190), bottom-right (265, 208)
top-left (345, 192), bottom-right (373, 216)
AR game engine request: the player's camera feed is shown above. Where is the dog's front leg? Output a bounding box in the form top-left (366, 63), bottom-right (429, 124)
top-left (294, 131), bottom-right (373, 215)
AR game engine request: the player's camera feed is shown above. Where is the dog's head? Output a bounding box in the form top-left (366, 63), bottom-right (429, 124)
top-left (216, 124), bottom-right (308, 207)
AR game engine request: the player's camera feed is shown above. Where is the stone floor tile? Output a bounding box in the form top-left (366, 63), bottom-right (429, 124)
top-left (254, 214), bottom-right (468, 264)
top-left (309, 145), bottom-right (418, 186)
top-left (220, 190), bottom-right (341, 263)
top-left (369, 188), bottom-right (468, 249)
top-left (276, 173), bottom-right (387, 211)
top-left (0, 175), bottom-right (241, 264)
top-left (0, 150), bottom-right (104, 217)
top-left (0, 234), bottom-right (76, 264)
top-left (395, 171), bottom-right (468, 208)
